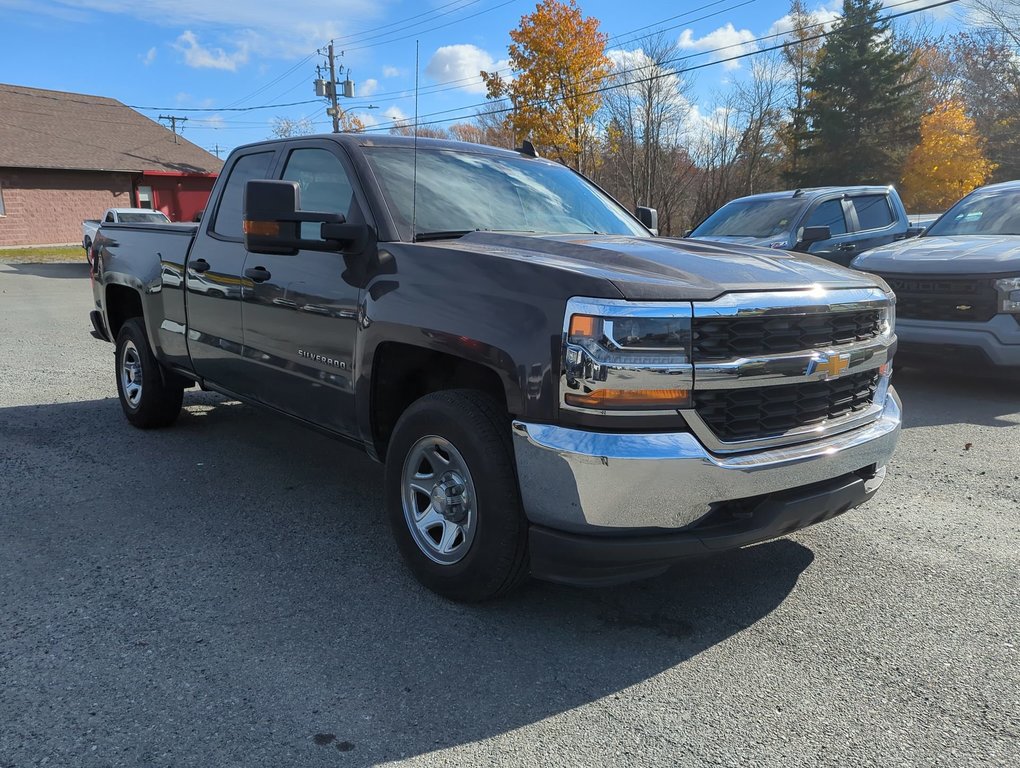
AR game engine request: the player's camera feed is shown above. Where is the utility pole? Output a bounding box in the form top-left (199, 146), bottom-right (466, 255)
top-left (316, 42), bottom-right (356, 133)
top-left (209, 144), bottom-right (223, 159)
top-left (327, 41), bottom-right (340, 133)
top-left (159, 114), bottom-right (187, 144)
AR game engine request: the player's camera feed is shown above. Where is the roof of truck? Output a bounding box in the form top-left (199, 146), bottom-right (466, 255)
top-left (233, 133), bottom-right (534, 160)
top-left (725, 186), bottom-right (896, 204)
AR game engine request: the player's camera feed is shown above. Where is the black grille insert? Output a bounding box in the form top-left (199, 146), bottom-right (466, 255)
top-left (878, 274), bottom-right (998, 323)
top-left (692, 310), bottom-right (883, 361)
top-left (694, 371), bottom-right (879, 442)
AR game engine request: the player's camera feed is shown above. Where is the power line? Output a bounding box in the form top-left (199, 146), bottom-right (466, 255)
top-left (359, 0), bottom-right (961, 134)
top-left (316, 0), bottom-right (759, 107)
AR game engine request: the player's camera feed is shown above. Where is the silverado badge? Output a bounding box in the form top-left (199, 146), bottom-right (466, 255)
top-left (807, 352), bottom-right (851, 379)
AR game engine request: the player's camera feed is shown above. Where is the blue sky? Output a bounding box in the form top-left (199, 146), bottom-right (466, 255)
top-left (0, 0), bottom-right (963, 157)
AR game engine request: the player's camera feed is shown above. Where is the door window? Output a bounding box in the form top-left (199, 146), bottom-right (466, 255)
top-left (851, 195), bottom-right (894, 230)
top-left (211, 151), bottom-right (275, 238)
top-left (805, 199), bottom-right (847, 236)
top-left (281, 147), bottom-right (357, 239)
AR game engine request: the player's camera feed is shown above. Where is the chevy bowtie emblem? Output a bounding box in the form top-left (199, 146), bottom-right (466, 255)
top-left (956, 304), bottom-right (972, 312)
top-left (807, 352), bottom-right (851, 379)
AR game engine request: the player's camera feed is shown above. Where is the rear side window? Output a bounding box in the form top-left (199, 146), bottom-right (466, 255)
top-left (806, 199), bottom-right (847, 236)
top-left (852, 195), bottom-right (894, 230)
top-left (211, 151), bottom-right (275, 238)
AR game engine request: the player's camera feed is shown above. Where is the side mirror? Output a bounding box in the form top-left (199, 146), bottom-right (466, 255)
top-left (682, 228), bottom-right (694, 238)
top-left (636, 206), bottom-right (658, 236)
top-left (795, 225), bottom-right (831, 250)
top-left (243, 179), bottom-right (368, 255)
top-left (192, 210), bottom-right (204, 223)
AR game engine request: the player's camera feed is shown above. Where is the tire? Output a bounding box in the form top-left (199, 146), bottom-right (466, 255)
top-left (385, 389), bottom-right (529, 602)
top-left (114, 318), bottom-right (184, 429)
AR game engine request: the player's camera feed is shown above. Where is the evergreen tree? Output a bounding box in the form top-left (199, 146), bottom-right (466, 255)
top-left (791, 0), bottom-right (921, 186)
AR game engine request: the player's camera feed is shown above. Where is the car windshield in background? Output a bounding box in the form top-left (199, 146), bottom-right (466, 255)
top-left (925, 189), bottom-right (1020, 237)
top-left (690, 198), bottom-right (804, 239)
top-left (118, 212), bottom-right (170, 223)
top-left (363, 147), bottom-right (648, 241)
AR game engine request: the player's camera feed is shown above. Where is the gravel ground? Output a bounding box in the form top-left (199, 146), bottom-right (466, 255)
top-left (1, 262), bottom-right (1017, 768)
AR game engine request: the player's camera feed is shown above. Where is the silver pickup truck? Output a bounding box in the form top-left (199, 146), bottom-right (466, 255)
top-left (853, 180), bottom-right (1020, 368)
top-left (83, 208), bottom-right (169, 252)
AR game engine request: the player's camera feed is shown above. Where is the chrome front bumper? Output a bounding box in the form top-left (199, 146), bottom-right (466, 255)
top-left (512, 387), bottom-right (901, 534)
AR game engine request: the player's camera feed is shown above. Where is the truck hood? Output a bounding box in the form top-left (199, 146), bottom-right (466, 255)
top-left (438, 232), bottom-right (880, 301)
top-left (853, 235), bottom-right (1020, 275)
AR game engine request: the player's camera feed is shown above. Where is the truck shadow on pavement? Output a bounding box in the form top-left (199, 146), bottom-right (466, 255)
top-left (1, 393), bottom-right (814, 766)
top-left (0, 261), bottom-right (90, 279)
top-left (893, 361), bottom-right (1020, 430)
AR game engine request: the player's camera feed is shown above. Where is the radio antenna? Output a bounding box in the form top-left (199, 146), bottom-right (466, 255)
top-left (411, 39), bottom-right (420, 241)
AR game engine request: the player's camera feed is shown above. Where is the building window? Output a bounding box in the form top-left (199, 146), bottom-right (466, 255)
top-left (137, 185), bottom-right (153, 210)
top-left (0, 181), bottom-right (6, 217)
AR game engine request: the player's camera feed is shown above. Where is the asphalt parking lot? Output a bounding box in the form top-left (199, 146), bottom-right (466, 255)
top-left (1, 261), bottom-right (1018, 768)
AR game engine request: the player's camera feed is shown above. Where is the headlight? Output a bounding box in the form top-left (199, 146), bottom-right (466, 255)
top-left (562, 299), bottom-right (693, 412)
top-left (994, 276), bottom-right (1020, 313)
top-left (881, 291), bottom-right (896, 335)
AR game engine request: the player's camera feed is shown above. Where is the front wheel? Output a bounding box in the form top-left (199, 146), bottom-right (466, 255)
top-left (385, 390), bottom-right (529, 601)
top-left (115, 318), bottom-right (184, 428)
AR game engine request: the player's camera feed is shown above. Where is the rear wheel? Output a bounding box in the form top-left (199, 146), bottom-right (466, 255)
top-left (385, 390), bottom-right (529, 601)
top-left (115, 318), bottom-right (184, 428)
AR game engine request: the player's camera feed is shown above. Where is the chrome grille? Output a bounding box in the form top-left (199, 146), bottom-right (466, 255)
top-left (688, 287), bottom-right (894, 451)
top-left (692, 310), bottom-right (883, 361)
top-left (693, 371), bottom-right (879, 442)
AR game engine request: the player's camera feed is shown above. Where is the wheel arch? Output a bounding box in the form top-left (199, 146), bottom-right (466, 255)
top-left (368, 341), bottom-right (518, 461)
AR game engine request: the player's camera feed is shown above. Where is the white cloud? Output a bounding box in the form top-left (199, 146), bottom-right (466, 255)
top-left (360, 78), bottom-right (379, 97)
top-left (16, 1), bottom-right (387, 60)
top-left (383, 105), bottom-right (407, 123)
top-left (425, 44), bottom-right (508, 94)
top-left (767, 3), bottom-right (841, 37)
top-left (606, 47), bottom-right (691, 110)
top-left (382, 65), bottom-right (401, 78)
top-left (678, 23), bottom-right (757, 70)
top-left (174, 30), bottom-right (249, 71)
top-left (142, 46), bottom-right (157, 66)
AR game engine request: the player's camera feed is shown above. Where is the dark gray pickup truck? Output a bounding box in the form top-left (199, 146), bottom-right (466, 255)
top-left (88, 134), bottom-right (901, 601)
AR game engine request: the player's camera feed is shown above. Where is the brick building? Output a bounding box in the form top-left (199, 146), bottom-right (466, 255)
top-left (0, 84), bottom-right (223, 248)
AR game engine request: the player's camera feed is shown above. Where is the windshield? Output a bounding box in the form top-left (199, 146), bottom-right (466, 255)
top-left (363, 147), bottom-right (648, 241)
top-left (924, 188), bottom-right (1020, 237)
top-left (118, 212), bottom-right (170, 223)
top-left (690, 198), bottom-right (805, 239)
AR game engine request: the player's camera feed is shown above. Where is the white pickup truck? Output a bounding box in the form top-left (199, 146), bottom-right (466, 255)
top-left (82, 208), bottom-right (169, 251)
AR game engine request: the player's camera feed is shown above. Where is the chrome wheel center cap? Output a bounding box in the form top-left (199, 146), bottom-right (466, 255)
top-left (431, 471), bottom-right (469, 523)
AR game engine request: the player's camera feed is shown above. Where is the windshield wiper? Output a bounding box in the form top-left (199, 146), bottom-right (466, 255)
top-left (413, 230), bottom-right (472, 242)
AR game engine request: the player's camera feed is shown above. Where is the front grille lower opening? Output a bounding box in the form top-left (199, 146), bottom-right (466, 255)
top-left (694, 371), bottom-right (879, 442)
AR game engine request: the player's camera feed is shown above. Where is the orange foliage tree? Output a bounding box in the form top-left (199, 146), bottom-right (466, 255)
top-left (481, 0), bottom-right (610, 172)
top-left (901, 100), bottom-right (996, 211)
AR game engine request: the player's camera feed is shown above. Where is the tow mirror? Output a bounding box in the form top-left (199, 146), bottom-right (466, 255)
top-left (243, 180), bottom-right (368, 255)
top-left (636, 206), bottom-right (658, 236)
top-left (795, 225), bottom-right (831, 251)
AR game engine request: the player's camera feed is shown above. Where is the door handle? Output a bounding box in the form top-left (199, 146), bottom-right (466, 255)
top-left (190, 258), bottom-right (211, 273)
top-left (836, 243), bottom-right (857, 252)
top-left (244, 266), bottom-right (272, 283)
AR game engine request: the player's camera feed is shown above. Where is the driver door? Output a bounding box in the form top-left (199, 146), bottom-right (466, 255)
top-left (238, 142), bottom-right (365, 437)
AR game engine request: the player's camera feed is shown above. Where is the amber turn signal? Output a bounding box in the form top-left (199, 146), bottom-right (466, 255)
top-left (243, 220), bottom-right (280, 236)
top-left (565, 388), bottom-right (691, 409)
top-left (568, 314), bottom-right (597, 338)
